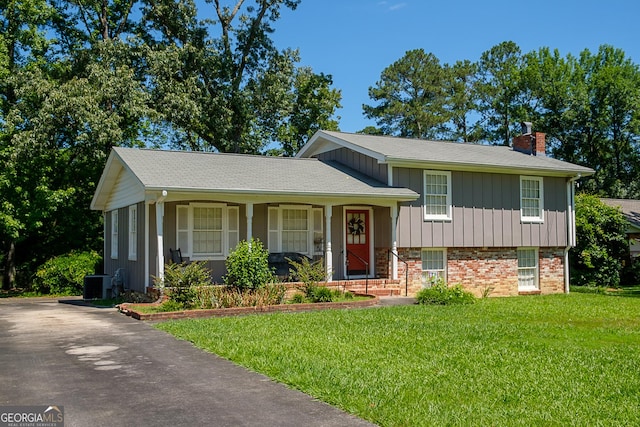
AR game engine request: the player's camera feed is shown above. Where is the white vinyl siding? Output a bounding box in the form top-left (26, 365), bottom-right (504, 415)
top-left (268, 206), bottom-right (322, 255)
top-left (421, 249), bottom-right (446, 285)
top-left (424, 171), bottom-right (452, 221)
top-left (520, 176), bottom-right (544, 222)
top-left (175, 204), bottom-right (239, 260)
top-left (128, 205), bottom-right (137, 260)
top-left (518, 247), bottom-right (539, 290)
top-left (111, 210), bottom-right (118, 259)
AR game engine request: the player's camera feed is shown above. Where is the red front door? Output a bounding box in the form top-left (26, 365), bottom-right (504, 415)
top-left (346, 209), bottom-right (370, 276)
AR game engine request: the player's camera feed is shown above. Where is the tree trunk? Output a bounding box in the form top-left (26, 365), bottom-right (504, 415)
top-left (2, 241), bottom-right (17, 290)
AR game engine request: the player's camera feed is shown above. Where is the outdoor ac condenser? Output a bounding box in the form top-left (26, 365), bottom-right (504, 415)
top-left (83, 275), bottom-right (112, 300)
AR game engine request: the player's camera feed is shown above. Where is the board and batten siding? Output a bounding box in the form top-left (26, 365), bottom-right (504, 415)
top-left (395, 169), bottom-right (568, 248)
top-left (103, 202), bottom-right (146, 293)
top-left (316, 148), bottom-right (388, 183)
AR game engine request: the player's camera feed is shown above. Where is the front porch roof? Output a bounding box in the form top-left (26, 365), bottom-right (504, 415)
top-left (91, 147), bottom-right (418, 211)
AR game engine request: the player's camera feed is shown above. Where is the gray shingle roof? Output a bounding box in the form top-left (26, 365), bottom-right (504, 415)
top-left (601, 198), bottom-right (640, 230)
top-left (307, 131), bottom-right (594, 176)
top-left (112, 147), bottom-right (417, 199)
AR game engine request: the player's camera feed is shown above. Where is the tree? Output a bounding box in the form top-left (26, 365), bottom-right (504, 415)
top-left (570, 194), bottom-right (629, 288)
top-left (475, 41), bottom-right (530, 145)
top-left (363, 49), bottom-right (449, 139)
top-left (142, 0), bottom-right (340, 154)
top-left (443, 59), bottom-right (481, 142)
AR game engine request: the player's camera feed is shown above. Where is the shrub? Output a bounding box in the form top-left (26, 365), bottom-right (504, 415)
top-left (287, 256), bottom-right (326, 299)
top-left (416, 279), bottom-right (476, 305)
top-left (311, 286), bottom-right (334, 303)
top-left (33, 251), bottom-right (102, 295)
top-left (157, 299), bottom-right (185, 312)
top-left (224, 239), bottom-right (276, 291)
top-left (191, 284), bottom-right (286, 309)
top-left (289, 293), bottom-right (306, 304)
top-left (570, 194), bottom-right (628, 288)
top-left (153, 261), bottom-right (213, 309)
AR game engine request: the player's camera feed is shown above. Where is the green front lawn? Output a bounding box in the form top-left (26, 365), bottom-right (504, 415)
top-left (157, 294), bottom-right (639, 425)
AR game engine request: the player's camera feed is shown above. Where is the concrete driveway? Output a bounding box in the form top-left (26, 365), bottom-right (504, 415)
top-left (0, 297), bottom-right (376, 427)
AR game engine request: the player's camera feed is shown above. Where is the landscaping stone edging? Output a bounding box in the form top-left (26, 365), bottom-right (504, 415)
top-left (117, 294), bottom-right (379, 321)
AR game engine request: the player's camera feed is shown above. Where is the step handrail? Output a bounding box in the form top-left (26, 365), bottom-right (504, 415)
top-left (344, 249), bottom-right (369, 294)
top-left (388, 249), bottom-right (409, 296)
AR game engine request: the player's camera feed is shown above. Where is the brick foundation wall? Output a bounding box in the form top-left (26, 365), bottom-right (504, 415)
top-left (394, 247), bottom-right (566, 297)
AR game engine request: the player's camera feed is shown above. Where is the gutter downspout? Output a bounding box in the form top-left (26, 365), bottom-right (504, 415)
top-left (564, 175), bottom-right (580, 293)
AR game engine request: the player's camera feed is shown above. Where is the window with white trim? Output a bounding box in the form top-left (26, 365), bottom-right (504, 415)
top-left (111, 210), bottom-right (118, 259)
top-left (520, 176), bottom-right (544, 222)
top-left (268, 206), bottom-right (322, 255)
top-left (175, 204), bottom-right (239, 260)
top-left (517, 247), bottom-right (539, 290)
top-left (421, 249), bottom-right (446, 286)
top-left (128, 205), bottom-right (137, 260)
top-left (424, 171), bottom-right (452, 220)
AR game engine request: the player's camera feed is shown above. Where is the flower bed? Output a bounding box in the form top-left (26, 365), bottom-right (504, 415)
top-left (117, 293), bottom-right (378, 321)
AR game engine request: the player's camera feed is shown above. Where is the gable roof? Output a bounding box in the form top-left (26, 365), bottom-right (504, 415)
top-left (601, 198), bottom-right (640, 232)
top-left (90, 147), bottom-right (418, 211)
top-left (298, 130), bottom-right (595, 177)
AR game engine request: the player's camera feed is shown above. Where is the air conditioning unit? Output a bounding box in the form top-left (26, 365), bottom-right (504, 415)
top-left (83, 275), bottom-right (112, 300)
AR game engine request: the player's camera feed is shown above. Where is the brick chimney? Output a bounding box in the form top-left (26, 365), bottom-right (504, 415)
top-left (512, 122), bottom-right (546, 156)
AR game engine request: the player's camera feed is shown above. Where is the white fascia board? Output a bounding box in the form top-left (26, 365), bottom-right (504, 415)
top-left (90, 152), bottom-right (121, 211)
top-left (145, 188), bottom-right (418, 205)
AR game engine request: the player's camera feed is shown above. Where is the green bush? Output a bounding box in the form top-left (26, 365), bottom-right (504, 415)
top-left (311, 286), bottom-right (334, 303)
top-left (571, 194), bottom-right (628, 288)
top-left (33, 251), bottom-right (102, 295)
top-left (416, 279), bottom-right (476, 305)
top-left (289, 293), bottom-right (306, 304)
top-left (224, 239), bottom-right (276, 291)
top-left (153, 261), bottom-right (213, 309)
top-left (287, 256), bottom-right (326, 299)
top-left (157, 299), bottom-right (185, 312)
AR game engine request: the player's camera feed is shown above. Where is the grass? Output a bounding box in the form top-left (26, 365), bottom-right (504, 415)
top-left (156, 293), bottom-right (640, 426)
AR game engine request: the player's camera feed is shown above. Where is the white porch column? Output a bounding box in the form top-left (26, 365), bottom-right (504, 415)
top-left (391, 204), bottom-right (398, 280)
top-left (325, 205), bottom-right (333, 281)
top-left (246, 202), bottom-right (254, 246)
top-left (155, 190), bottom-right (167, 281)
top-left (144, 201), bottom-right (150, 289)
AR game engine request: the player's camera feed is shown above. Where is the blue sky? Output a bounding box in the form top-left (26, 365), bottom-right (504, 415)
top-left (266, 0), bottom-right (640, 133)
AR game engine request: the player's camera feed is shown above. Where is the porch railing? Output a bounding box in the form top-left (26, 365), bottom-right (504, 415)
top-left (342, 249), bottom-right (369, 295)
top-left (388, 249), bottom-right (409, 296)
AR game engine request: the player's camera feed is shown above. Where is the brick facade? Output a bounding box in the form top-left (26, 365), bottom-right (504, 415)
top-left (386, 247), bottom-right (566, 297)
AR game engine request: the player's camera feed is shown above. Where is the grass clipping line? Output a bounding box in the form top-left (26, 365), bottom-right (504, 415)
top-left (156, 293), bottom-right (640, 426)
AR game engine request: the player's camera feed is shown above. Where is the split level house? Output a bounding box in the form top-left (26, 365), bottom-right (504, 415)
top-left (90, 128), bottom-right (594, 297)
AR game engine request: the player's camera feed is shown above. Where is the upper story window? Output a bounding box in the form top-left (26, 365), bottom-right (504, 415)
top-left (520, 176), bottom-right (544, 222)
top-left (111, 210), bottom-right (118, 259)
top-left (423, 170), bottom-right (452, 221)
top-left (176, 203), bottom-right (239, 260)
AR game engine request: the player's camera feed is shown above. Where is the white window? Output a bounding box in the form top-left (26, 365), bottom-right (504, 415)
top-left (128, 205), bottom-right (137, 260)
top-left (520, 176), bottom-right (544, 222)
top-left (111, 210), bottom-right (118, 259)
top-left (175, 204), bottom-right (239, 260)
top-left (424, 171), bottom-right (452, 221)
top-left (421, 249), bottom-right (447, 286)
top-left (268, 206), bottom-right (322, 255)
top-left (518, 248), bottom-right (539, 290)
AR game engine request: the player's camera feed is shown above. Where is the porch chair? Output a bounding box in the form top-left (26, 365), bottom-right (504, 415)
top-left (169, 248), bottom-right (184, 264)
